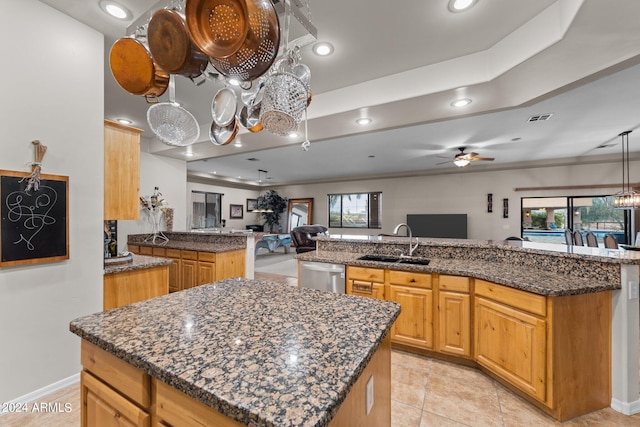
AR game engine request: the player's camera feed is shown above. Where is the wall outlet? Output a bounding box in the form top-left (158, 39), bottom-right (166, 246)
top-left (366, 375), bottom-right (374, 415)
top-left (629, 281), bottom-right (639, 300)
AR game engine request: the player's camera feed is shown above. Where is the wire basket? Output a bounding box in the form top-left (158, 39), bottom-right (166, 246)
top-left (147, 102), bottom-right (200, 146)
top-left (259, 72), bottom-right (308, 136)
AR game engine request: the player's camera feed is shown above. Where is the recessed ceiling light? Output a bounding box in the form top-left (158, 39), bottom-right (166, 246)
top-left (184, 151), bottom-right (196, 157)
top-left (234, 142), bottom-right (243, 147)
top-left (356, 117), bottom-right (372, 126)
top-left (116, 118), bottom-right (132, 125)
top-left (451, 98), bottom-right (472, 108)
top-left (99, 1), bottom-right (132, 20)
top-left (312, 42), bottom-right (334, 56)
top-left (228, 78), bottom-right (240, 86)
top-left (288, 132), bottom-right (299, 138)
top-left (448, 0), bottom-right (478, 12)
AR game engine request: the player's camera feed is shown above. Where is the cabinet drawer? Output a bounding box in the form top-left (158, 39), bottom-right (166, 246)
top-left (139, 246), bottom-right (153, 256)
top-left (348, 266), bottom-right (384, 282)
top-left (166, 248), bottom-right (181, 258)
top-left (475, 280), bottom-right (546, 317)
top-left (128, 245), bottom-right (140, 254)
top-left (152, 247), bottom-right (166, 257)
top-left (389, 270), bottom-right (432, 289)
top-left (81, 340), bottom-right (150, 408)
top-left (181, 250), bottom-right (198, 260)
top-left (198, 252), bottom-right (216, 262)
top-left (348, 280), bottom-right (385, 299)
top-left (82, 371), bottom-right (150, 426)
top-left (155, 379), bottom-right (244, 427)
top-left (439, 275), bottom-right (469, 293)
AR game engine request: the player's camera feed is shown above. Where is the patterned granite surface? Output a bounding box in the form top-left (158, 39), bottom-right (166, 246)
top-left (70, 279), bottom-right (400, 427)
top-left (297, 250), bottom-right (620, 297)
top-left (103, 254), bottom-right (172, 275)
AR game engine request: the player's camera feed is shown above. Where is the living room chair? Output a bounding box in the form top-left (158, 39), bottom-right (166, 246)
top-left (585, 231), bottom-right (598, 247)
top-left (291, 225), bottom-right (328, 254)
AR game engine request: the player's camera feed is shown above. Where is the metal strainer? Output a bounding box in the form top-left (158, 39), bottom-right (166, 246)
top-left (208, 0), bottom-right (279, 82)
top-left (147, 75), bottom-right (200, 146)
top-left (259, 72), bottom-right (308, 136)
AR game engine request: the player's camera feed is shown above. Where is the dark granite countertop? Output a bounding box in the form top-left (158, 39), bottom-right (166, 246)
top-left (297, 250), bottom-right (619, 297)
top-left (103, 254), bottom-right (173, 275)
top-left (127, 232), bottom-right (246, 253)
top-left (70, 279), bottom-right (400, 427)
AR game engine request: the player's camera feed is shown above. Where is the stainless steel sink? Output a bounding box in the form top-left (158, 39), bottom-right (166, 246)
top-left (358, 254), bottom-right (430, 266)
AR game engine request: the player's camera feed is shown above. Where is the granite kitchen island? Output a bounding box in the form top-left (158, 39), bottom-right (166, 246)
top-left (70, 278), bottom-right (400, 426)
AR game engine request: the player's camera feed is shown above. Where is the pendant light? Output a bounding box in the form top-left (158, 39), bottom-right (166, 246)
top-left (612, 130), bottom-right (640, 209)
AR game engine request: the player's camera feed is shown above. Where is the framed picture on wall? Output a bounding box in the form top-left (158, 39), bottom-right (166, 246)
top-left (246, 198), bottom-right (258, 212)
top-left (230, 204), bottom-right (243, 219)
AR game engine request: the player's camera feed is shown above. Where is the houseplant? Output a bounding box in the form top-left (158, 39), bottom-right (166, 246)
top-left (256, 190), bottom-right (287, 232)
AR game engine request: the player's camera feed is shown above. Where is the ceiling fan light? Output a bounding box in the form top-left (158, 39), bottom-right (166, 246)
top-left (453, 158), bottom-right (470, 167)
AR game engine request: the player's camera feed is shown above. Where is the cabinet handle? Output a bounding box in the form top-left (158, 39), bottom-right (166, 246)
top-left (352, 280), bottom-right (373, 294)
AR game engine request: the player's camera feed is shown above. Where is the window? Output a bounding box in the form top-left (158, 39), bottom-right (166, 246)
top-left (328, 192), bottom-right (382, 228)
top-left (191, 191), bottom-right (222, 229)
top-left (521, 195), bottom-right (630, 245)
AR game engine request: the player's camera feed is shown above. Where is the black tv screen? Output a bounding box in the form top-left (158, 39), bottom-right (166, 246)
top-left (406, 214), bottom-right (467, 239)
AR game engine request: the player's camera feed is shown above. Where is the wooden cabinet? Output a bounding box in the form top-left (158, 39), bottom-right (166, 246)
top-left (103, 265), bottom-right (169, 311)
top-left (104, 120), bottom-right (141, 220)
top-left (130, 245), bottom-right (246, 292)
top-left (437, 275), bottom-right (471, 357)
top-left (346, 266), bottom-right (385, 299)
top-left (388, 283), bottom-right (433, 349)
top-left (387, 270), bottom-right (433, 349)
top-left (81, 340), bottom-right (151, 427)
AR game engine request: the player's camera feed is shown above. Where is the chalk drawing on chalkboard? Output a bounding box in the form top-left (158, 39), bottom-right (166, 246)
top-left (0, 170), bottom-right (69, 267)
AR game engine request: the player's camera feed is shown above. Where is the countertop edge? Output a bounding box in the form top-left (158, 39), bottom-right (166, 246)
top-left (103, 254), bottom-right (173, 275)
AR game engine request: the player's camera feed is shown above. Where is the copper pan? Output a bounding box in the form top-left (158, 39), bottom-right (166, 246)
top-left (185, 0), bottom-right (249, 58)
top-left (209, 0), bottom-right (280, 82)
top-left (148, 9), bottom-right (208, 78)
top-left (110, 38), bottom-right (169, 103)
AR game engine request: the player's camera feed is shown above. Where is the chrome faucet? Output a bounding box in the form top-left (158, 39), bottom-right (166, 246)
top-left (393, 223), bottom-right (419, 257)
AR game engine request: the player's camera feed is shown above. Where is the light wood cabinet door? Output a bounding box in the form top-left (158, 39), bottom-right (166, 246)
top-left (198, 261), bottom-right (216, 285)
top-left (475, 296), bottom-right (547, 401)
top-left (82, 372), bottom-right (150, 427)
top-left (347, 279), bottom-right (385, 299)
top-left (104, 120), bottom-right (142, 220)
top-left (388, 284), bottom-right (433, 349)
top-left (181, 259), bottom-right (198, 290)
top-left (437, 291), bottom-right (471, 357)
top-left (167, 257), bottom-right (181, 293)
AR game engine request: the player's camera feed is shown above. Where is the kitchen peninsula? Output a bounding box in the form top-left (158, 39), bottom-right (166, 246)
top-left (70, 278), bottom-right (400, 426)
top-left (297, 235), bottom-right (640, 421)
top-left (127, 231), bottom-right (249, 292)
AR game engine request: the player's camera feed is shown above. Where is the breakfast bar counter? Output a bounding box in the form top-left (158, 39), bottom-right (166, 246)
top-left (70, 278), bottom-right (400, 426)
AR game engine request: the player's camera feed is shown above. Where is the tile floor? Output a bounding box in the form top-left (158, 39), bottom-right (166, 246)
top-left (3, 272), bottom-right (639, 426)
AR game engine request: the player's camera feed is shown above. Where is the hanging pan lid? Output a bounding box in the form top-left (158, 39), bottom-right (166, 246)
top-left (110, 37), bottom-right (169, 99)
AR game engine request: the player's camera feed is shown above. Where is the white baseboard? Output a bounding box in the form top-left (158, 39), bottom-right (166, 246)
top-left (611, 397), bottom-right (640, 416)
top-left (0, 373), bottom-right (80, 416)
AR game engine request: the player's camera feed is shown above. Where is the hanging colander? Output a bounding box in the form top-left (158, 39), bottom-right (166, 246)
top-left (147, 75), bottom-right (200, 146)
top-left (259, 72), bottom-right (308, 136)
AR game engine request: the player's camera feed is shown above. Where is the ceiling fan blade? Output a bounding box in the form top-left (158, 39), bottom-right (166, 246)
top-left (436, 160), bottom-right (452, 165)
top-left (470, 157), bottom-right (495, 161)
top-left (468, 152), bottom-right (479, 157)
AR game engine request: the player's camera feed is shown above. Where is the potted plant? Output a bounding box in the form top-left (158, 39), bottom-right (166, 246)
top-left (256, 190), bottom-right (288, 233)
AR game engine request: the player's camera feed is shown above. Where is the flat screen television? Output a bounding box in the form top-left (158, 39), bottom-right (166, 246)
top-left (406, 214), bottom-right (467, 239)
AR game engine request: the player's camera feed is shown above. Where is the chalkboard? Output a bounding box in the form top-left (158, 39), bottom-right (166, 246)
top-left (0, 170), bottom-right (69, 267)
top-left (406, 214), bottom-right (468, 239)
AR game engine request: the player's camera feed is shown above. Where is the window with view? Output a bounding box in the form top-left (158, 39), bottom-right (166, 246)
top-left (191, 191), bottom-right (222, 229)
top-left (328, 192), bottom-right (382, 228)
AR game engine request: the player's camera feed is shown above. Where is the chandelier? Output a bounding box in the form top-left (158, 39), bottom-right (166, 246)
top-left (612, 130), bottom-right (640, 209)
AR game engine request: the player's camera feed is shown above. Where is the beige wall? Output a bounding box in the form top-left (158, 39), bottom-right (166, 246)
top-left (274, 159), bottom-right (634, 240)
top-left (0, 0), bottom-right (104, 403)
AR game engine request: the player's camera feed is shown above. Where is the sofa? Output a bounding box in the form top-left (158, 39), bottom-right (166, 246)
top-left (291, 225), bottom-right (328, 254)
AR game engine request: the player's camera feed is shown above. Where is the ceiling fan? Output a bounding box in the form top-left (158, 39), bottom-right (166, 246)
top-left (437, 147), bottom-right (495, 167)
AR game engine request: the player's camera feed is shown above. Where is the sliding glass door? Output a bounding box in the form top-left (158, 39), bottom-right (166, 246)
top-left (521, 195), bottom-right (630, 245)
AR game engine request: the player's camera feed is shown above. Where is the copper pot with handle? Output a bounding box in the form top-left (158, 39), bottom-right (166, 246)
top-left (147, 8), bottom-right (208, 78)
top-left (110, 37), bottom-right (169, 103)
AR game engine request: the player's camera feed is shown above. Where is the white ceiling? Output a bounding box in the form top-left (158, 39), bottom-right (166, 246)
top-left (40, 0), bottom-right (640, 186)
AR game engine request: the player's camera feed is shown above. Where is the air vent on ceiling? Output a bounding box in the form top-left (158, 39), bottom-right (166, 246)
top-left (527, 113), bottom-right (553, 122)
top-left (246, 158), bottom-right (260, 161)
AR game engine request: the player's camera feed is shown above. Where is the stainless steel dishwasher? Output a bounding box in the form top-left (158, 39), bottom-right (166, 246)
top-left (299, 261), bottom-right (346, 293)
